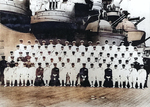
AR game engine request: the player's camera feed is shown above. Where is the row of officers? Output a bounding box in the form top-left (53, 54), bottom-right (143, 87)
top-left (11, 39), bottom-right (140, 60)
top-left (4, 62), bottom-right (148, 89)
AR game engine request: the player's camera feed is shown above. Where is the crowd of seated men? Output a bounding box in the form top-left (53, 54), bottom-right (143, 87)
top-left (3, 39), bottom-right (148, 89)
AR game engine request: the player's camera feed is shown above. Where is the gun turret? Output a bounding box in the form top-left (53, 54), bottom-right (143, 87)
top-left (134, 17), bottom-right (145, 26)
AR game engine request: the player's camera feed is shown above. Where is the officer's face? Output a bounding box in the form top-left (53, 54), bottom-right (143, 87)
top-left (87, 58), bottom-right (90, 62)
top-left (77, 59), bottom-right (80, 62)
top-left (46, 64), bottom-right (49, 67)
top-left (72, 64), bottom-right (75, 67)
top-left (62, 63), bottom-right (65, 67)
top-left (99, 64), bottom-right (102, 67)
top-left (59, 58), bottom-right (61, 61)
top-left (95, 59), bottom-right (98, 62)
top-left (91, 65), bottom-right (94, 68)
top-left (67, 59), bottom-right (70, 62)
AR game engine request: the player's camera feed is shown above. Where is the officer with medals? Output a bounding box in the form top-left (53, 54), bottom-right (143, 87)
top-left (104, 64), bottom-right (113, 87)
top-left (35, 63), bottom-right (44, 86)
top-left (50, 63), bottom-right (60, 86)
top-left (79, 63), bottom-right (89, 87)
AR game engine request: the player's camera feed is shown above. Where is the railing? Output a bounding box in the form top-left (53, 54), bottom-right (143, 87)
top-left (35, 10), bottom-right (73, 19)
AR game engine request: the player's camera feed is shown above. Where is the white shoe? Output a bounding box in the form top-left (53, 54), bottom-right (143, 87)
top-left (4, 85), bottom-right (7, 87)
top-left (17, 85), bottom-right (19, 87)
top-left (21, 84), bottom-right (23, 87)
top-left (97, 85), bottom-right (99, 87)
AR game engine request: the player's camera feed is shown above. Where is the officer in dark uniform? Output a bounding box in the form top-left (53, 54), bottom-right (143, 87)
top-left (104, 64), bottom-right (113, 87)
top-left (35, 63), bottom-right (44, 86)
top-left (79, 63), bottom-right (90, 87)
top-left (0, 56), bottom-right (7, 85)
top-left (25, 52), bottom-right (31, 62)
top-left (50, 63), bottom-right (60, 86)
top-left (9, 56), bottom-right (15, 68)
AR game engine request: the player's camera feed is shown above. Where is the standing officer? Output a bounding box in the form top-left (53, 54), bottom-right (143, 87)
top-left (35, 63), bottom-right (44, 86)
top-left (59, 62), bottom-right (67, 86)
top-left (112, 65), bottom-right (120, 88)
top-left (71, 41), bottom-right (77, 52)
top-left (0, 56), bottom-right (7, 85)
top-left (138, 65), bottom-right (147, 89)
top-left (79, 40), bottom-right (85, 53)
top-left (128, 64), bottom-right (138, 89)
top-left (88, 63), bottom-right (96, 87)
top-left (28, 63), bottom-right (36, 86)
top-left (96, 63), bottom-right (104, 87)
top-left (69, 63), bottom-right (77, 86)
top-left (43, 63), bottom-right (51, 86)
top-left (48, 40), bottom-right (53, 50)
top-left (4, 63), bottom-right (12, 87)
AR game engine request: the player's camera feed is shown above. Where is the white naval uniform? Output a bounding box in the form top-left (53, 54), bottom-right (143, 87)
top-left (88, 67), bottom-right (96, 87)
top-left (120, 68), bottom-right (129, 88)
top-left (19, 44), bottom-right (24, 51)
top-left (138, 68), bottom-right (147, 88)
top-left (90, 56), bottom-right (95, 63)
top-left (96, 45), bottom-right (101, 52)
top-left (69, 66), bottom-right (77, 86)
top-left (41, 61), bottom-right (46, 68)
top-left (43, 66), bottom-right (51, 85)
top-left (70, 55), bottom-right (77, 63)
top-left (12, 67), bottom-right (20, 86)
top-left (14, 49), bottom-right (20, 59)
top-left (20, 67), bottom-right (28, 86)
top-left (112, 68), bottom-right (120, 87)
top-left (48, 44), bottom-right (53, 50)
top-left (27, 45), bottom-right (32, 52)
top-left (120, 45), bottom-right (126, 52)
top-left (88, 45), bottom-right (93, 53)
top-left (71, 45), bottom-right (77, 52)
top-left (133, 51), bottom-right (138, 58)
top-left (64, 45), bottom-right (69, 52)
top-left (80, 56), bottom-right (87, 64)
top-left (128, 68), bottom-right (138, 88)
top-left (96, 67), bottom-right (104, 87)
top-left (55, 43), bottom-right (62, 52)
top-left (59, 66), bottom-right (67, 85)
top-left (28, 66), bottom-right (36, 86)
top-left (79, 45), bottom-right (85, 53)
top-left (128, 45), bottom-right (134, 53)
top-left (112, 45), bottom-right (118, 52)
top-left (41, 45), bottom-right (46, 51)
top-left (23, 49), bottom-right (28, 57)
top-left (4, 67), bottom-right (13, 86)
top-left (34, 43), bottom-right (39, 51)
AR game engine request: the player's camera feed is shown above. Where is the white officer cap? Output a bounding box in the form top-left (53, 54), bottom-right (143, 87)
top-left (80, 40), bottom-right (84, 43)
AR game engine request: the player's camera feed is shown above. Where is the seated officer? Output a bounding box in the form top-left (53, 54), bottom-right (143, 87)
top-left (104, 64), bottom-right (113, 87)
top-left (35, 63), bottom-right (44, 86)
top-left (50, 63), bottom-right (60, 86)
top-left (79, 63), bottom-right (90, 87)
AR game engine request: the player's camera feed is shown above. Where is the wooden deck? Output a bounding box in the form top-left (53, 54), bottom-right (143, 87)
top-left (0, 86), bottom-right (150, 107)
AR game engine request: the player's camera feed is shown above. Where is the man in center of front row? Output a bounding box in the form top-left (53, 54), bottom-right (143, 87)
top-left (50, 63), bottom-right (60, 86)
top-left (79, 63), bottom-right (90, 87)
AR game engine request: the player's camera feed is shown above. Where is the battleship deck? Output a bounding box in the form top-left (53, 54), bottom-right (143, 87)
top-left (0, 86), bottom-right (150, 107)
